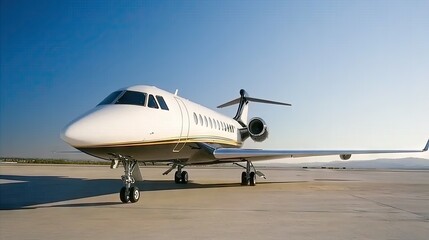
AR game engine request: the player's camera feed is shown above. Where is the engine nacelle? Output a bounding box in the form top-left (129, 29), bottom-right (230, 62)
top-left (248, 117), bottom-right (269, 142)
top-left (340, 154), bottom-right (352, 160)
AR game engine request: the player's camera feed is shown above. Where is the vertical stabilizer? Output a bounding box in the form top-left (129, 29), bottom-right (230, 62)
top-left (240, 103), bottom-right (249, 126)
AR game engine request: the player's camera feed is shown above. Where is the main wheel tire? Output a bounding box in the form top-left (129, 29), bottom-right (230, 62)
top-left (181, 171), bottom-right (189, 184)
top-left (120, 187), bottom-right (130, 203)
top-left (241, 171), bottom-right (248, 185)
top-left (249, 172), bottom-right (256, 186)
top-left (129, 186), bottom-right (140, 203)
top-left (174, 171), bottom-right (181, 183)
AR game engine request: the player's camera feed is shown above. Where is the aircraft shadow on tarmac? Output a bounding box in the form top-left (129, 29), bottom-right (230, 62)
top-left (0, 174), bottom-right (305, 210)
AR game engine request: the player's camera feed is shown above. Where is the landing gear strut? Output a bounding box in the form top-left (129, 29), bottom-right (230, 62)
top-left (116, 156), bottom-right (140, 203)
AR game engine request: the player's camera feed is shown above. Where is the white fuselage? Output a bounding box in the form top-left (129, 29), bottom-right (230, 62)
top-left (61, 85), bottom-right (243, 163)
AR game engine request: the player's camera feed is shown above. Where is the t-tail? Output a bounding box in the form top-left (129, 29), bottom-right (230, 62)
top-left (217, 89), bottom-right (291, 142)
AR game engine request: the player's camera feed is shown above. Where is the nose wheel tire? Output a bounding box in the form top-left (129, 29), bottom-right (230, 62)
top-left (120, 186), bottom-right (140, 203)
top-left (129, 186), bottom-right (140, 203)
top-left (120, 187), bottom-right (130, 203)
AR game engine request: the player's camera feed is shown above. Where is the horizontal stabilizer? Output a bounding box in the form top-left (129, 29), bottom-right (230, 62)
top-left (217, 97), bottom-right (241, 108)
top-left (246, 97), bottom-right (291, 106)
top-left (217, 96), bottom-right (291, 108)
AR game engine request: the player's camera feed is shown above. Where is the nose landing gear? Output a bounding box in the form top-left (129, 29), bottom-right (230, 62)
top-left (110, 154), bottom-right (141, 204)
top-left (119, 159), bottom-right (141, 203)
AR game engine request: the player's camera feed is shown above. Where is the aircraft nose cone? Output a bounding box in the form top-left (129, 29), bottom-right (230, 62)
top-left (61, 105), bottom-right (146, 148)
top-left (61, 119), bottom-right (89, 147)
top-left (61, 108), bottom-right (103, 147)
top-left (60, 106), bottom-right (132, 147)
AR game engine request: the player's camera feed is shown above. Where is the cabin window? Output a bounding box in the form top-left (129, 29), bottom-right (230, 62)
top-left (199, 114), bottom-right (203, 126)
top-left (156, 96), bottom-right (169, 110)
top-left (209, 117), bottom-right (213, 129)
top-left (115, 91), bottom-right (146, 106)
top-left (193, 113), bottom-right (198, 125)
top-left (217, 120), bottom-right (220, 130)
top-left (204, 116), bottom-right (208, 127)
top-left (148, 95), bottom-right (159, 109)
top-left (98, 91), bottom-right (123, 105)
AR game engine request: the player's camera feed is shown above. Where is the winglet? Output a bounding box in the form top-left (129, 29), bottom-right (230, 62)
top-left (423, 139), bottom-right (429, 152)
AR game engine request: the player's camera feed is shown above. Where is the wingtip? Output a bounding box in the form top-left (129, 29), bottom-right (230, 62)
top-left (423, 139), bottom-right (429, 152)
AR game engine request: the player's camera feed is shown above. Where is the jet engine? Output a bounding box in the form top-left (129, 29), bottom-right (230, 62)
top-left (248, 117), bottom-right (269, 142)
top-left (340, 154), bottom-right (352, 160)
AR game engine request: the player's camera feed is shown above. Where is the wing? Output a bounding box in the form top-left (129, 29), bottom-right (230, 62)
top-left (205, 139), bottom-right (429, 162)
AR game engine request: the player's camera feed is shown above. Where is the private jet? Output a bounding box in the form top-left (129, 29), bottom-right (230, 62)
top-left (61, 85), bottom-right (429, 203)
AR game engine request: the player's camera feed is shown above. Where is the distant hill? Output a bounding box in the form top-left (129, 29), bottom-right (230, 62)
top-left (259, 158), bottom-right (429, 169)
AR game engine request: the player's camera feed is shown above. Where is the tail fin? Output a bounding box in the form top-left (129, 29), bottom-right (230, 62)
top-left (217, 89), bottom-right (291, 126)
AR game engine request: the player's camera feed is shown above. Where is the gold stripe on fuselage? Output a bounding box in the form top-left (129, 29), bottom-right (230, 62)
top-left (78, 135), bottom-right (242, 149)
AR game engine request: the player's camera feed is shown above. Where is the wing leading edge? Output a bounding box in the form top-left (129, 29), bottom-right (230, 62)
top-left (211, 139), bottom-right (429, 162)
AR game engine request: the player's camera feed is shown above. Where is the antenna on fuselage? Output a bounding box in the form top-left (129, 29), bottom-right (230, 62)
top-left (174, 89), bottom-right (179, 96)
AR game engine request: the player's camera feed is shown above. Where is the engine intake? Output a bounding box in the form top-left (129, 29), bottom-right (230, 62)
top-left (248, 117), bottom-right (269, 142)
top-left (340, 154), bottom-right (352, 160)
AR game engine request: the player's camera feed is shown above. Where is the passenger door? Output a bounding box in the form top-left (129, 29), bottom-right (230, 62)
top-left (173, 97), bottom-right (190, 152)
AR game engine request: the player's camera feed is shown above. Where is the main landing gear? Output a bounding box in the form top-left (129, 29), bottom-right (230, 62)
top-left (110, 154), bottom-right (141, 203)
top-left (236, 160), bottom-right (264, 186)
top-left (163, 163), bottom-right (189, 184)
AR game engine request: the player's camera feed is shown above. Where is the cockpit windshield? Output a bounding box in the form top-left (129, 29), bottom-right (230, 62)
top-left (115, 91), bottom-right (146, 106)
top-left (98, 90), bottom-right (147, 106)
top-left (98, 91), bottom-right (122, 106)
top-left (97, 90), bottom-right (168, 110)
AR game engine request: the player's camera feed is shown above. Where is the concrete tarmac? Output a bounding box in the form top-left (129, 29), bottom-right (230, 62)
top-left (1, 164), bottom-right (428, 240)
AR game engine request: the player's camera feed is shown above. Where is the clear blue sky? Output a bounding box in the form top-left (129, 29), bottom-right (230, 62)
top-left (1, 0), bottom-right (428, 161)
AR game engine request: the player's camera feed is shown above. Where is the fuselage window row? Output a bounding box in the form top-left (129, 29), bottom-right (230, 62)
top-left (192, 112), bottom-right (236, 133)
